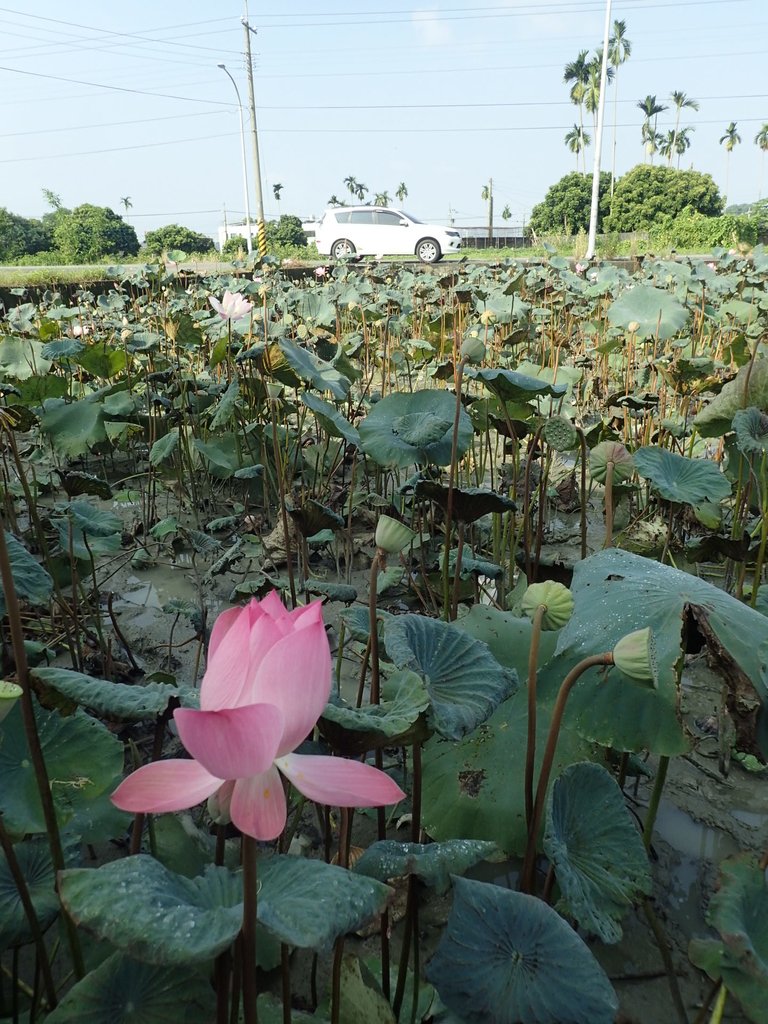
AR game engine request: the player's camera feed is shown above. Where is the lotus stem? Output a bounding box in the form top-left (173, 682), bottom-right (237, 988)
top-left (0, 814), bottom-right (57, 1010)
top-left (442, 356), bottom-right (468, 620)
top-left (603, 459), bottom-right (615, 548)
top-left (450, 522), bottom-right (465, 621)
top-left (693, 981), bottom-right (723, 1024)
top-left (709, 984), bottom-right (727, 1024)
top-left (0, 519), bottom-right (85, 980)
top-left (240, 835), bottom-right (259, 1024)
top-left (393, 743), bottom-right (423, 1020)
top-left (643, 899), bottom-right (690, 1024)
top-left (576, 426), bottom-right (588, 560)
top-left (521, 652), bottom-right (613, 893)
top-left (642, 755), bottom-right (670, 851)
top-left (524, 605), bottom-right (546, 831)
top-left (269, 397), bottom-right (296, 609)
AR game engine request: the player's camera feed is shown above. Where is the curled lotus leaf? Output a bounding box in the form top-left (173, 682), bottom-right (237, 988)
top-left (359, 390), bottom-right (472, 468)
top-left (733, 407), bottom-right (768, 456)
top-left (589, 441), bottom-right (633, 484)
top-left (633, 445), bottom-right (731, 506)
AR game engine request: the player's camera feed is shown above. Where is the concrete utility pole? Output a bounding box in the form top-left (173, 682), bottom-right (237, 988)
top-left (242, 7), bottom-right (267, 256)
top-left (585, 0), bottom-right (613, 260)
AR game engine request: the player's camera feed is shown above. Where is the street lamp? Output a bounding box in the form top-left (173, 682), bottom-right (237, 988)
top-left (218, 63), bottom-right (253, 255)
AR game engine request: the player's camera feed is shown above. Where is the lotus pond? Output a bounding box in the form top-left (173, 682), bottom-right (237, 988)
top-left (1, 249), bottom-right (767, 1024)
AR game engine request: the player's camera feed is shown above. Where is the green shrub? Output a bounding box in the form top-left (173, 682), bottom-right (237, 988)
top-left (529, 172), bottom-right (611, 236)
top-left (649, 207), bottom-right (759, 251)
top-left (142, 224), bottom-right (215, 257)
top-left (605, 165), bottom-right (723, 233)
top-left (53, 204), bottom-right (139, 262)
top-left (0, 209), bottom-right (53, 261)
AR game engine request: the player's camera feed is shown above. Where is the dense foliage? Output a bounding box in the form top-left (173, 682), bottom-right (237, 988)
top-left (0, 208), bottom-right (52, 261)
top-left (604, 165), bottom-right (723, 232)
top-left (649, 207), bottom-right (760, 250)
top-left (52, 204), bottom-right (139, 262)
top-left (529, 172), bottom-right (611, 236)
top-left (142, 224), bottom-right (215, 256)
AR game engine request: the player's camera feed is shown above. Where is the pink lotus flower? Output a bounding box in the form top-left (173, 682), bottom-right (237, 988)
top-left (209, 289), bottom-right (253, 321)
top-left (112, 593), bottom-right (405, 840)
top-left (314, 266), bottom-right (327, 278)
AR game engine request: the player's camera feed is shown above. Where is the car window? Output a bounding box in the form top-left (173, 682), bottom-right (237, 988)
top-left (349, 211), bottom-right (376, 224)
top-left (332, 211), bottom-right (352, 224)
top-left (375, 211), bottom-right (404, 226)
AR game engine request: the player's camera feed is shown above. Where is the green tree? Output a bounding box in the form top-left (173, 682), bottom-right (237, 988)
top-left (142, 224), bottom-right (216, 257)
top-left (674, 126), bottom-right (695, 168)
top-left (395, 181), bottom-right (408, 203)
top-left (373, 191), bottom-right (390, 207)
top-left (604, 164), bottom-right (723, 232)
top-left (120, 196), bottom-right (133, 214)
top-left (584, 49), bottom-right (614, 133)
top-left (0, 208), bottom-right (53, 261)
top-left (755, 123), bottom-right (768, 198)
top-left (327, 195), bottom-right (345, 207)
top-left (529, 171), bottom-right (611, 236)
top-left (608, 19), bottom-right (631, 196)
top-left (563, 50), bottom-right (591, 147)
top-left (670, 92), bottom-right (699, 160)
top-left (637, 95), bottom-right (667, 163)
top-left (53, 204), bottom-right (139, 262)
top-left (41, 188), bottom-right (62, 211)
top-left (720, 121), bottom-right (742, 201)
top-left (481, 180), bottom-right (494, 242)
top-left (564, 124), bottom-right (591, 172)
top-left (266, 215), bottom-right (307, 247)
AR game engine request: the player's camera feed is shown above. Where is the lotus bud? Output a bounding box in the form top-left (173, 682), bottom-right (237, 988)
top-left (265, 381), bottom-right (283, 400)
top-left (589, 440), bottom-right (633, 484)
top-left (375, 514), bottom-right (416, 554)
top-left (207, 780), bottom-right (235, 826)
top-left (627, 321), bottom-right (641, 334)
top-left (479, 309), bottom-right (497, 327)
top-left (460, 333), bottom-right (486, 364)
top-left (0, 681), bottom-right (22, 724)
top-left (120, 329), bottom-right (133, 344)
top-left (543, 415), bottom-right (579, 453)
top-left (520, 581), bottom-right (574, 631)
top-left (612, 627), bottom-right (657, 686)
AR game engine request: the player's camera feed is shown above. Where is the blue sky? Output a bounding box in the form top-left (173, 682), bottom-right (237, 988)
top-left (2, 0), bottom-right (767, 242)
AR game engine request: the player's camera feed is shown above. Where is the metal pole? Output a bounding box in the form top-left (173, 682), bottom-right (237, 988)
top-left (585, 0), bottom-right (613, 260)
top-left (242, 15), bottom-right (267, 256)
top-left (218, 64), bottom-right (252, 255)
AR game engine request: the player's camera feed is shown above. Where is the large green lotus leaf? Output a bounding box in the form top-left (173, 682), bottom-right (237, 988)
top-left (455, 605), bottom-right (559, 681)
top-left (66, 500), bottom-right (122, 537)
top-left (258, 855), bottom-right (391, 952)
top-left (149, 429), bottom-right (179, 466)
top-left (0, 838), bottom-right (59, 951)
top-left (0, 530), bottom-right (53, 617)
top-left (300, 392), bottom-right (360, 446)
top-left (32, 667), bottom-right (198, 721)
top-left (426, 877), bottom-right (618, 1024)
top-left (421, 689), bottom-right (596, 857)
top-left (606, 284), bottom-right (689, 340)
top-left (544, 763), bottom-right (652, 944)
top-left (689, 856), bottom-right (768, 1023)
top-left (278, 338), bottom-right (351, 399)
top-left (53, 519), bottom-right (121, 561)
top-left (295, 289), bottom-right (338, 329)
top-left (358, 390), bottom-right (472, 468)
top-left (414, 482), bottom-right (516, 523)
top-left (467, 366), bottom-right (567, 402)
top-left (553, 548), bottom-right (768, 757)
top-left (320, 669), bottom-right (430, 755)
top-left (694, 357), bottom-right (768, 437)
top-left (733, 407), bottom-right (768, 455)
top-left (633, 445), bottom-right (731, 505)
top-left (40, 398), bottom-right (108, 457)
top-left (75, 346), bottom-right (129, 379)
top-left (45, 951), bottom-right (215, 1024)
top-left (354, 839), bottom-right (499, 895)
top-left (0, 338), bottom-right (52, 379)
top-left (0, 701), bottom-right (126, 840)
top-left (59, 857), bottom-right (243, 964)
top-left (383, 614), bottom-right (517, 740)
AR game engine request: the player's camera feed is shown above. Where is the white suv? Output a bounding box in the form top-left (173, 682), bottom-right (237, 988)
top-left (314, 206), bottom-right (461, 263)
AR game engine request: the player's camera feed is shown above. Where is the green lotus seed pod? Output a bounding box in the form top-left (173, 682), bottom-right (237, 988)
top-left (375, 514), bottom-right (417, 554)
top-left (589, 440), bottom-right (633, 484)
top-left (612, 627), bottom-right (657, 686)
top-left (460, 334), bottom-right (486, 364)
top-left (0, 680), bottom-right (22, 724)
top-left (520, 581), bottom-right (574, 631)
top-left (543, 415), bottom-right (579, 453)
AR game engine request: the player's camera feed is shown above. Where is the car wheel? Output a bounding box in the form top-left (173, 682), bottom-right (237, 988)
top-left (331, 239), bottom-right (356, 259)
top-left (416, 238), bottom-right (442, 264)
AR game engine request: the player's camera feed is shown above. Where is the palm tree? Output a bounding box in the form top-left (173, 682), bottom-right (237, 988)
top-left (563, 50), bottom-right (591, 147)
top-left (754, 123), bottom-right (768, 198)
top-left (675, 126), bottom-right (695, 169)
top-left (584, 49), bottom-right (615, 133)
top-left (608, 20), bottom-right (631, 197)
top-left (395, 181), bottom-right (408, 203)
top-left (720, 121), bottom-right (742, 201)
top-left (373, 191), bottom-right (389, 206)
top-left (564, 124), bottom-right (591, 172)
top-left (42, 188), bottom-right (62, 210)
top-left (670, 92), bottom-right (699, 158)
top-left (272, 183), bottom-right (283, 217)
top-left (120, 196), bottom-right (132, 213)
top-left (501, 205), bottom-right (512, 222)
top-left (343, 175), bottom-right (359, 200)
top-left (355, 182), bottom-right (368, 201)
top-left (328, 195), bottom-right (344, 207)
top-left (659, 130), bottom-right (676, 165)
top-left (638, 95), bottom-right (668, 163)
